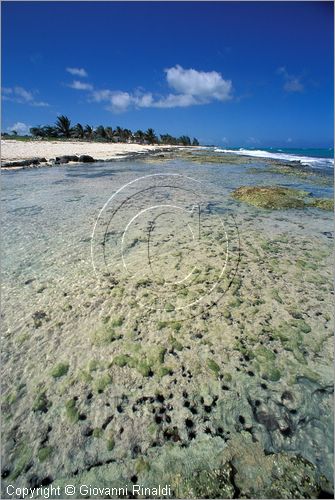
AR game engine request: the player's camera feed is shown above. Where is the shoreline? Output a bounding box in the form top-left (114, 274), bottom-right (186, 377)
top-left (1, 139), bottom-right (187, 169)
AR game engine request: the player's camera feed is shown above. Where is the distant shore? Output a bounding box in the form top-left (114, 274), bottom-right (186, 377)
top-left (1, 139), bottom-right (186, 169)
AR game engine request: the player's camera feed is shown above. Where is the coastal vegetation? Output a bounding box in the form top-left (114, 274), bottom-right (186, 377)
top-left (3, 115), bottom-right (199, 146)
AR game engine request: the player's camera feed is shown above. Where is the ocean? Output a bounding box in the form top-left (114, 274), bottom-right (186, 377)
top-left (213, 146), bottom-right (334, 170)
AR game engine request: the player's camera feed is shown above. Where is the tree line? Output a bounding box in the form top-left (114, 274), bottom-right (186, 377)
top-left (23, 115), bottom-right (199, 146)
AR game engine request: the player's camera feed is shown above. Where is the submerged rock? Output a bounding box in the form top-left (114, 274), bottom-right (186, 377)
top-left (309, 198), bottom-right (334, 211)
top-left (44, 433), bottom-right (333, 499)
top-left (232, 185), bottom-right (334, 211)
top-left (232, 186), bottom-right (308, 209)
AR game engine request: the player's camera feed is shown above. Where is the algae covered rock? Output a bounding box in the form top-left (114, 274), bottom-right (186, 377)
top-left (309, 197), bottom-right (334, 211)
top-left (47, 433), bottom-right (333, 499)
top-left (232, 186), bottom-right (308, 209)
top-left (232, 185), bottom-right (334, 211)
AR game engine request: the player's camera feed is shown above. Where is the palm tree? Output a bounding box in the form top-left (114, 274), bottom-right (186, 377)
top-left (145, 128), bottom-right (157, 145)
top-left (134, 130), bottom-right (145, 144)
top-left (114, 126), bottom-right (124, 141)
top-left (30, 126), bottom-right (44, 138)
top-left (72, 123), bottom-right (84, 139)
top-left (84, 125), bottom-right (94, 141)
top-left (178, 135), bottom-right (191, 146)
top-left (123, 128), bottom-right (132, 142)
top-left (160, 133), bottom-right (177, 145)
top-left (55, 115), bottom-right (71, 138)
top-left (192, 138), bottom-right (199, 146)
top-left (42, 125), bottom-right (58, 138)
top-left (105, 127), bottom-right (114, 142)
top-left (95, 125), bottom-right (106, 140)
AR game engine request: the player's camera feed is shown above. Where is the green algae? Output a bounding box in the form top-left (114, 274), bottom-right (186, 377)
top-left (16, 333), bottom-right (29, 345)
top-left (32, 390), bottom-right (50, 412)
top-left (165, 302), bottom-right (175, 312)
top-left (50, 362), bottom-right (69, 378)
top-left (65, 398), bottom-right (79, 423)
top-left (135, 457), bottom-right (151, 474)
top-left (232, 185), bottom-right (334, 211)
top-left (232, 186), bottom-right (308, 209)
top-left (106, 433), bottom-right (115, 451)
top-left (78, 369), bottom-right (93, 384)
top-left (271, 289), bottom-right (283, 303)
top-left (207, 359), bottom-right (220, 376)
top-left (136, 360), bottom-right (153, 377)
top-left (158, 366), bottom-right (173, 378)
top-left (93, 428), bottom-right (103, 438)
top-left (37, 446), bottom-right (53, 462)
top-left (112, 344), bottom-right (169, 378)
top-left (253, 346), bottom-right (281, 382)
top-left (10, 444), bottom-right (32, 480)
top-left (90, 323), bottom-right (120, 345)
top-left (309, 197), bottom-right (334, 211)
top-left (88, 359), bottom-right (104, 372)
top-left (113, 354), bottom-right (133, 367)
top-left (110, 316), bottom-right (124, 327)
top-left (158, 320), bottom-right (181, 332)
top-left (93, 373), bottom-right (112, 393)
top-left (169, 335), bottom-right (183, 351)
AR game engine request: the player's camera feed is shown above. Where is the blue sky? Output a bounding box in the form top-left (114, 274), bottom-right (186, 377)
top-left (2, 1), bottom-right (334, 147)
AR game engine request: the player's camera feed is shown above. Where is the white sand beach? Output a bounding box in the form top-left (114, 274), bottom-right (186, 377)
top-left (1, 139), bottom-right (180, 164)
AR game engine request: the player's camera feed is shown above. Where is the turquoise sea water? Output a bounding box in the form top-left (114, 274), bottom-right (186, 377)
top-left (224, 147), bottom-right (334, 159)
top-left (212, 146), bottom-right (334, 169)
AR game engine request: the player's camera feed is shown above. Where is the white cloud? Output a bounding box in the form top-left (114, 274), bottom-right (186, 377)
top-left (86, 65), bottom-right (233, 113)
top-left (66, 67), bottom-right (87, 77)
top-left (284, 78), bottom-right (303, 93)
top-left (91, 90), bottom-right (154, 113)
top-left (277, 66), bottom-right (304, 93)
top-left (165, 65), bottom-right (232, 102)
top-left (7, 122), bottom-right (30, 134)
top-left (153, 93), bottom-right (198, 108)
top-left (68, 80), bottom-right (93, 91)
top-left (108, 92), bottom-right (132, 113)
top-left (1, 86), bottom-right (49, 106)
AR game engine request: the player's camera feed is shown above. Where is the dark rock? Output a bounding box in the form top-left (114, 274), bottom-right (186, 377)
top-left (55, 155), bottom-right (79, 164)
top-left (28, 475), bottom-right (41, 488)
top-left (3, 158), bottom-right (43, 168)
top-left (322, 231), bottom-right (334, 239)
top-left (78, 155), bottom-right (95, 163)
top-left (81, 426), bottom-right (93, 437)
top-left (256, 411), bottom-right (279, 431)
top-left (1, 466), bottom-right (10, 478)
top-left (32, 310), bottom-right (47, 321)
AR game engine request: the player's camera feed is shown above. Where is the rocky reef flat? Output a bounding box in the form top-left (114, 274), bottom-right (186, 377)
top-left (1, 150), bottom-right (333, 498)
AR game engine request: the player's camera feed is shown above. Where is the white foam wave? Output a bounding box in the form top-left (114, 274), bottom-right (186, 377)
top-left (214, 148), bottom-right (334, 169)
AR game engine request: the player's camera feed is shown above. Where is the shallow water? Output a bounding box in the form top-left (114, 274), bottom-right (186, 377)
top-left (1, 155), bottom-right (334, 497)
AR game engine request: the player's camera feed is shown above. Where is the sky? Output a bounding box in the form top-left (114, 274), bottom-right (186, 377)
top-left (2, 1), bottom-right (334, 147)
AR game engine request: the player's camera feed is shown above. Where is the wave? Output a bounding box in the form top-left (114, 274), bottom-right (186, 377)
top-left (214, 148), bottom-right (334, 169)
